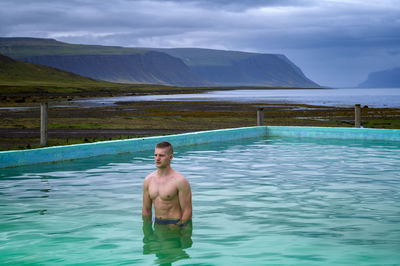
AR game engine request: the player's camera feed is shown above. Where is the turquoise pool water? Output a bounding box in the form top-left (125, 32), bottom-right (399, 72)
top-left (1, 137), bottom-right (400, 265)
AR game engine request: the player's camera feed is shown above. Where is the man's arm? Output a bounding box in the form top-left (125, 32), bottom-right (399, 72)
top-left (177, 177), bottom-right (192, 225)
top-left (142, 177), bottom-right (152, 222)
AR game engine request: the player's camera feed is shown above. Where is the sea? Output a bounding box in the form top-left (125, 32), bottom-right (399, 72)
top-left (74, 88), bottom-right (400, 108)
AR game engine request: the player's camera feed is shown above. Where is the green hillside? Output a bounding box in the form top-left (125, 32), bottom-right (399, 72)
top-left (0, 37), bottom-right (147, 58)
top-left (0, 54), bottom-right (125, 94)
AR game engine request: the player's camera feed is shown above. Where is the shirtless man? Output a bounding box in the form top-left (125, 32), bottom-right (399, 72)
top-left (142, 141), bottom-right (192, 227)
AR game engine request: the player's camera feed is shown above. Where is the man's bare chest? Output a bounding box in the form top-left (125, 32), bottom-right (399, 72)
top-left (148, 180), bottom-right (178, 201)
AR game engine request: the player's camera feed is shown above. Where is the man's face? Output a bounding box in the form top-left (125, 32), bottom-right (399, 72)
top-left (154, 147), bottom-right (173, 169)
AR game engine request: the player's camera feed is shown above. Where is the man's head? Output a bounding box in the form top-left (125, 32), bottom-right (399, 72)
top-left (154, 141), bottom-right (173, 169)
top-left (156, 141), bottom-right (173, 155)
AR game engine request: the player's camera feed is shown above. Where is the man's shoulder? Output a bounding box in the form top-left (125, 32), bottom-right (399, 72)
top-left (172, 169), bottom-right (185, 179)
top-left (173, 170), bottom-right (190, 186)
top-left (144, 171), bottom-right (157, 182)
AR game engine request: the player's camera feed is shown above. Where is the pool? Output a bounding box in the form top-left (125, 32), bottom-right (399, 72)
top-left (1, 136), bottom-right (400, 265)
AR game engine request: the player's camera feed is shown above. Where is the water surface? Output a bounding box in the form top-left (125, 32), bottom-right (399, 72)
top-left (74, 88), bottom-right (400, 108)
top-left (1, 137), bottom-right (400, 265)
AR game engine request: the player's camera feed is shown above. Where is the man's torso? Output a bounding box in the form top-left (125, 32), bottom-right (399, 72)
top-left (147, 171), bottom-right (182, 219)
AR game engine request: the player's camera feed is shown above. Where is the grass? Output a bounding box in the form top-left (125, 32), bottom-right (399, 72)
top-left (362, 119), bottom-right (400, 129)
top-left (2, 99), bottom-right (399, 151)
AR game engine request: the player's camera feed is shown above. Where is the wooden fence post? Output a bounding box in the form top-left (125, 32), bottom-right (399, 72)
top-left (355, 104), bottom-right (361, 128)
top-left (40, 102), bottom-right (48, 147)
top-left (257, 108), bottom-right (264, 126)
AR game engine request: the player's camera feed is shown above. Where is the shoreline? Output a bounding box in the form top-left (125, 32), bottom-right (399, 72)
top-left (1, 96), bottom-right (399, 151)
top-left (0, 85), bottom-right (326, 99)
top-left (3, 87), bottom-right (398, 110)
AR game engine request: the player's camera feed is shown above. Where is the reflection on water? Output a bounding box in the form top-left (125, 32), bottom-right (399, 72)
top-left (142, 219), bottom-right (193, 265)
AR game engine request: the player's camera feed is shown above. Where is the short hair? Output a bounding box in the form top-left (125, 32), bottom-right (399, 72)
top-left (156, 141), bottom-right (173, 154)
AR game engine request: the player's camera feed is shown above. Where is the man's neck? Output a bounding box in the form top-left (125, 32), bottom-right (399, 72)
top-left (157, 166), bottom-right (172, 177)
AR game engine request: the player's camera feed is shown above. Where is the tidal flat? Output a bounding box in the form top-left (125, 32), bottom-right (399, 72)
top-left (1, 93), bottom-right (399, 151)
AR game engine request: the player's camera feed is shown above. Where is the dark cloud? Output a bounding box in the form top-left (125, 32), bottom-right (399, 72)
top-left (1, 0), bottom-right (399, 87)
top-left (162, 0), bottom-right (313, 11)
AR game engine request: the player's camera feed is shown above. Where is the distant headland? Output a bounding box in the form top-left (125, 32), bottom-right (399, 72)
top-left (0, 37), bottom-right (320, 88)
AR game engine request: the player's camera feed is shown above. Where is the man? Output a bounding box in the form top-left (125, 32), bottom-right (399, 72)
top-left (142, 141), bottom-right (192, 227)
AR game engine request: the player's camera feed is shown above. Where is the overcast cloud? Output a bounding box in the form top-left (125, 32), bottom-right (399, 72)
top-left (1, 0), bottom-right (399, 87)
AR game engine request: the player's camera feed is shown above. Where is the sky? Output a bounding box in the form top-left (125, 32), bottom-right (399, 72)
top-left (1, 0), bottom-right (399, 87)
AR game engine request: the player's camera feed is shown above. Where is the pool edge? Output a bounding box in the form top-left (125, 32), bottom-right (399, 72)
top-left (1, 126), bottom-right (400, 168)
top-left (0, 126), bottom-right (267, 168)
top-left (266, 126), bottom-right (400, 141)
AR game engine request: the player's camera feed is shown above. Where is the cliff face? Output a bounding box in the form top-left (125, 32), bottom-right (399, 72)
top-left (21, 51), bottom-right (204, 86)
top-left (1, 37), bottom-right (320, 88)
top-left (359, 67), bottom-right (400, 88)
top-left (191, 54), bottom-right (317, 87)
top-left (157, 48), bottom-right (319, 87)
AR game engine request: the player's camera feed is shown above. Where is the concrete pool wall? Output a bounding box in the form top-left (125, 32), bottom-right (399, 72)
top-left (1, 126), bottom-right (400, 168)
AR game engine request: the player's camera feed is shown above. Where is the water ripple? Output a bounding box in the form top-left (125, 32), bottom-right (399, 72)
top-left (1, 137), bottom-right (400, 264)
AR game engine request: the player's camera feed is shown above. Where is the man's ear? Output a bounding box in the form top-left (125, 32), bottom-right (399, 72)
top-left (169, 153), bottom-right (173, 160)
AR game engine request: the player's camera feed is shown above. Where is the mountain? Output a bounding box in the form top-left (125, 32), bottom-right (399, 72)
top-left (0, 53), bottom-right (98, 84)
top-left (0, 37), bottom-right (203, 86)
top-left (359, 67), bottom-right (400, 88)
top-left (20, 52), bottom-right (204, 86)
top-left (155, 48), bottom-right (319, 87)
top-left (0, 53), bottom-right (120, 94)
top-left (0, 37), bottom-right (146, 57)
top-left (0, 37), bottom-right (320, 88)
top-left (0, 54), bottom-right (14, 63)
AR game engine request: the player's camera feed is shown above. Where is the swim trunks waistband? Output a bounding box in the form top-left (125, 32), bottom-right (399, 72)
top-left (154, 218), bottom-right (180, 225)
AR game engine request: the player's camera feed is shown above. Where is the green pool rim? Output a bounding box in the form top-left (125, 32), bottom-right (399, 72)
top-left (1, 126), bottom-right (400, 168)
